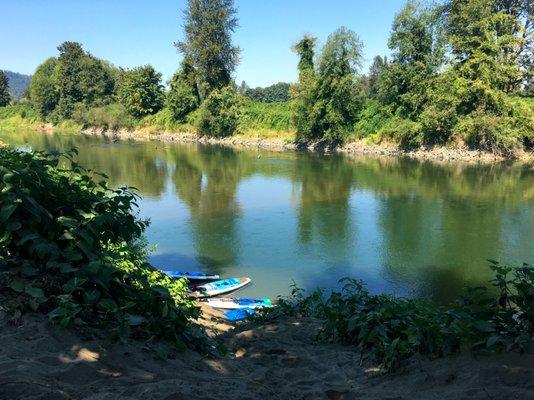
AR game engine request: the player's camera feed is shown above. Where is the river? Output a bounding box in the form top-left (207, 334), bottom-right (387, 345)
top-left (2, 129), bottom-right (533, 303)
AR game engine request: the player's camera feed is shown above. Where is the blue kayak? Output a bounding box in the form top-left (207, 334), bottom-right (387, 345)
top-left (162, 271), bottom-right (220, 281)
top-left (193, 277), bottom-right (251, 298)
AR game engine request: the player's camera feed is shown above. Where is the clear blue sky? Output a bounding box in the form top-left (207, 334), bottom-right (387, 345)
top-left (1, 0), bottom-right (406, 87)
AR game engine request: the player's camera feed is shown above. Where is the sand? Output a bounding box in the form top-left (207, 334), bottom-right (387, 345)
top-left (1, 306), bottom-right (533, 400)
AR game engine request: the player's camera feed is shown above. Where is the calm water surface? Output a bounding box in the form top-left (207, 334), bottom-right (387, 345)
top-left (2, 129), bottom-right (533, 302)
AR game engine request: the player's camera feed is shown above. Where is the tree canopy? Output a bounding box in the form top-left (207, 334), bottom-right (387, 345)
top-left (176, 0), bottom-right (240, 99)
top-left (116, 66), bottom-right (165, 118)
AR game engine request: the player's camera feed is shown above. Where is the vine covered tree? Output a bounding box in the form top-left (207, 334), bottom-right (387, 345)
top-left (0, 70), bottom-right (11, 107)
top-left (291, 35), bottom-right (318, 142)
top-left (176, 0), bottom-right (240, 99)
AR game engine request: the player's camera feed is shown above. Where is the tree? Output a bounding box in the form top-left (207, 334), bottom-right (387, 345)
top-left (368, 56), bottom-right (387, 98)
top-left (377, 1), bottom-right (445, 118)
top-left (446, 0), bottom-right (524, 96)
top-left (0, 70), bottom-right (11, 106)
top-left (312, 27), bottom-right (364, 143)
top-left (196, 86), bottom-right (241, 137)
top-left (116, 66), bottom-right (164, 118)
top-left (177, 0), bottom-right (240, 99)
top-left (291, 35), bottom-right (318, 142)
top-left (55, 42), bottom-right (85, 117)
top-left (167, 58), bottom-right (200, 122)
top-left (28, 58), bottom-right (59, 116)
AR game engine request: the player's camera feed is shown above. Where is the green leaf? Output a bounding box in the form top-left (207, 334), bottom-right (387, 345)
top-left (25, 285), bottom-right (45, 299)
top-left (9, 278), bottom-right (25, 293)
top-left (486, 335), bottom-right (501, 348)
top-left (0, 204), bottom-right (17, 223)
top-left (59, 231), bottom-right (75, 241)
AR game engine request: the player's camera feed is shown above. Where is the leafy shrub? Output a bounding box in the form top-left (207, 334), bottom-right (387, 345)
top-left (196, 86), bottom-right (242, 137)
top-left (453, 111), bottom-right (521, 156)
top-left (379, 116), bottom-right (423, 148)
top-left (352, 100), bottom-right (392, 139)
top-left (0, 148), bottom-right (207, 350)
top-left (72, 103), bottom-right (136, 130)
top-left (264, 262), bottom-right (533, 371)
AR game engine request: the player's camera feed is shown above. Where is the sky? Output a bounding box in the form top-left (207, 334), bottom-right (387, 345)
top-left (1, 0), bottom-right (406, 87)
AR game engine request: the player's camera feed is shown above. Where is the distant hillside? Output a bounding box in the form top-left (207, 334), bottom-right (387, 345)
top-left (4, 71), bottom-right (32, 99)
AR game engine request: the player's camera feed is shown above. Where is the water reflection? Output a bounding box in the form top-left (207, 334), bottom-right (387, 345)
top-left (1, 129), bottom-right (532, 302)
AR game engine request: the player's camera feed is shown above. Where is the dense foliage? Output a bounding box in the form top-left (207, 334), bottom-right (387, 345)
top-left (290, 0), bottom-right (533, 154)
top-left (176, 0), bottom-right (240, 99)
top-left (238, 82), bottom-right (291, 103)
top-left (196, 86), bottom-right (241, 137)
top-left (0, 148), bottom-right (207, 349)
top-left (292, 28), bottom-right (364, 144)
top-left (2, 0), bottom-right (533, 152)
top-left (116, 66), bottom-right (165, 118)
top-left (167, 59), bottom-right (200, 122)
top-left (0, 71), bottom-right (11, 107)
top-left (265, 262), bottom-right (534, 371)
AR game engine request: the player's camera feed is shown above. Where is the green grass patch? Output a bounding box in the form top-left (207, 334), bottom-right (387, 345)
top-left (238, 100), bottom-right (293, 134)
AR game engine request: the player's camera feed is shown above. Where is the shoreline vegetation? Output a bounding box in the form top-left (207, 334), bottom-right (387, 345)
top-left (1, 0), bottom-right (533, 161)
top-left (0, 0), bottom-right (533, 397)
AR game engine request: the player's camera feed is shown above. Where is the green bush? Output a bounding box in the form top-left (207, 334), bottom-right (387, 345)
top-left (265, 262), bottom-right (533, 371)
top-left (453, 111), bottom-right (521, 156)
top-left (196, 86), bottom-right (242, 137)
top-left (72, 103), bottom-right (136, 130)
top-left (0, 148), bottom-right (207, 350)
top-left (352, 100), bottom-right (392, 139)
top-left (379, 116), bottom-right (423, 148)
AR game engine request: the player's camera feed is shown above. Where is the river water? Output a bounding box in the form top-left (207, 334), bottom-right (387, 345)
top-left (2, 129), bottom-right (533, 302)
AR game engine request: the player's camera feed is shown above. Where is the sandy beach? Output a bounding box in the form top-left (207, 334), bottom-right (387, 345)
top-left (1, 305), bottom-right (533, 400)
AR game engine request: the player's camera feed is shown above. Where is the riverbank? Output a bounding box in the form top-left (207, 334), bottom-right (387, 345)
top-left (2, 307), bottom-right (533, 400)
top-left (80, 126), bottom-right (534, 164)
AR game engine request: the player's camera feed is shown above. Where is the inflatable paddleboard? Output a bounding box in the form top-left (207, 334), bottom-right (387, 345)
top-left (162, 271), bottom-right (220, 281)
top-left (224, 308), bottom-right (255, 321)
top-left (204, 297), bottom-right (272, 310)
top-left (193, 277), bottom-right (251, 298)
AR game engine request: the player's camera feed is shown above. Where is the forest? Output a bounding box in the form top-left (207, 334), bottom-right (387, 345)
top-left (0, 0), bottom-right (532, 156)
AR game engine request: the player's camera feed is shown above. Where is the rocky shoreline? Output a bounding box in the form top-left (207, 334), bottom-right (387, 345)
top-left (81, 127), bottom-right (533, 163)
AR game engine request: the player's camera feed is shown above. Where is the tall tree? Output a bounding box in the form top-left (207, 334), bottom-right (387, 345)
top-left (446, 0), bottom-right (525, 95)
top-left (176, 0), bottom-right (240, 99)
top-left (378, 0), bottom-right (445, 118)
top-left (368, 55), bottom-right (387, 98)
top-left (0, 70), bottom-right (11, 106)
top-left (291, 35), bottom-right (318, 142)
top-left (28, 58), bottom-right (59, 116)
top-left (312, 27), bottom-right (364, 143)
